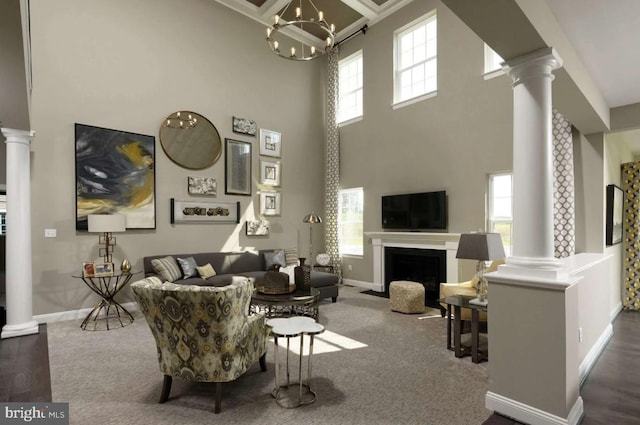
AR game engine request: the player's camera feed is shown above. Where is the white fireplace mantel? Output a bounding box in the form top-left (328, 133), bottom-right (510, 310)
top-left (365, 232), bottom-right (461, 292)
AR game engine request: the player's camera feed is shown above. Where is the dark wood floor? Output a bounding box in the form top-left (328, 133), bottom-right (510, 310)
top-left (1, 313), bottom-right (639, 424)
top-left (483, 310), bottom-right (640, 425)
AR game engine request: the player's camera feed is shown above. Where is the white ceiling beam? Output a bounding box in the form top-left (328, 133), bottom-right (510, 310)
top-left (340, 0), bottom-right (378, 20)
top-left (260, 0), bottom-right (290, 19)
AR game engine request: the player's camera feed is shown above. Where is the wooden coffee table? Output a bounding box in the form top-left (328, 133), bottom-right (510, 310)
top-left (251, 287), bottom-right (320, 319)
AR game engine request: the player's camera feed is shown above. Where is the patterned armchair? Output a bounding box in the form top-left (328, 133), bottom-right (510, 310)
top-left (131, 275), bottom-right (269, 413)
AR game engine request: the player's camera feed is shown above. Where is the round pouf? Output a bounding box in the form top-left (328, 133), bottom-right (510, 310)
top-left (389, 281), bottom-right (425, 314)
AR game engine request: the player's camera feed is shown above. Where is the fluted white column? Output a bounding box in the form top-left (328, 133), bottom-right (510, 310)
top-left (500, 48), bottom-right (567, 280)
top-left (1, 128), bottom-right (38, 339)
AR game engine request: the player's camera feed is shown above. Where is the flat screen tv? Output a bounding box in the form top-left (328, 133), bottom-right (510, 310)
top-left (382, 191), bottom-right (447, 230)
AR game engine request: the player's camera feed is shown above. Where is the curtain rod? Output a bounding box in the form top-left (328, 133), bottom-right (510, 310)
top-left (335, 24), bottom-right (368, 47)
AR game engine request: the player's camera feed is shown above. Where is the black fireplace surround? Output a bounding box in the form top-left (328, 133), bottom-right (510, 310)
top-left (384, 247), bottom-right (446, 308)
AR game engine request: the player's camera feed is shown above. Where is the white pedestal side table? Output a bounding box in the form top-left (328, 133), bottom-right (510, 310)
top-left (266, 316), bottom-right (325, 408)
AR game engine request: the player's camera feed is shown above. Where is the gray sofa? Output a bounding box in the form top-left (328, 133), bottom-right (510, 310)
top-left (142, 250), bottom-right (339, 302)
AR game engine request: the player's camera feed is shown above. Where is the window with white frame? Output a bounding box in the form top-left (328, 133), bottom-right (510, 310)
top-left (338, 187), bottom-right (364, 256)
top-left (393, 11), bottom-right (437, 105)
top-left (487, 173), bottom-right (512, 255)
top-left (338, 50), bottom-right (363, 124)
top-left (484, 43), bottom-right (504, 75)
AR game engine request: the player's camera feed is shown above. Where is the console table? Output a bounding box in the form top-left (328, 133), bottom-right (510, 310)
top-left (73, 271), bottom-right (140, 331)
top-left (266, 316), bottom-right (325, 408)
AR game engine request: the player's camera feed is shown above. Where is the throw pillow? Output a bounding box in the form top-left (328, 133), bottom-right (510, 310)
top-left (284, 247), bottom-right (299, 266)
top-left (197, 263), bottom-right (216, 279)
top-left (263, 250), bottom-right (286, 271)
top-left (177, 256), bottom-right (198, 279)
top-left (150, 256), bottom-right (182, 282)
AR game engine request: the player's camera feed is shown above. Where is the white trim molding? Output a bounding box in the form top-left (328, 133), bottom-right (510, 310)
top-left (34, 302), bottom-right (139, 325)
top-left (486, 392), bottom-right (583, 425)
top-left (578, 323), bottom-right (613, 385)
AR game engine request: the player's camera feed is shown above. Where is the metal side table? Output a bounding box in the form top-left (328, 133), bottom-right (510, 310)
top-left (266, 316), bottom-right (325, 408)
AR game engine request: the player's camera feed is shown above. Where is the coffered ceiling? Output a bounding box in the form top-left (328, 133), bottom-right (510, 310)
top-left (215, 0), bottom-right (414, 47)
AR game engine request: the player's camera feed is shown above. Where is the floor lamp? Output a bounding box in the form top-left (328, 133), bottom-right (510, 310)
top-left (303, 213), bottom-right (322, 267)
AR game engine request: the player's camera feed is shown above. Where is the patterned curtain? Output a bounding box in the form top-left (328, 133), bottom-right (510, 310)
top-left (552, 109), bottom-right (575, 258)
top-left (325, 47), bottom-right (342, 281)
top-left (622, 162), bottom-right (640, 310)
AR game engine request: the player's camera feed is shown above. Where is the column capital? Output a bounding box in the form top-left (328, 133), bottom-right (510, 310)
top-left (503, 47), bottom-right (563, 86)
top-left (1, 128), bottom-right (35, 145)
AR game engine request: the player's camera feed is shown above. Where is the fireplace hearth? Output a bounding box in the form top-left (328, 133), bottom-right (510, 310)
top-left (384, 247), bottom-right (446, 308)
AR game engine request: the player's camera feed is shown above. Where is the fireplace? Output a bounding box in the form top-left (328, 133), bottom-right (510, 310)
top-left (384, 247), bottom-right (446, 308)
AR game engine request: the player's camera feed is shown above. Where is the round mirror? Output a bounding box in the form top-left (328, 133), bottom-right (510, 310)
top-left (159, 111), bottom-right (222, 169)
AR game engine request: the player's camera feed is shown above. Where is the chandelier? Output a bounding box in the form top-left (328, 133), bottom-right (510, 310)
top-left (266, 0), bottom-right (336, 61)
top-left (163, 111), bottom-right (197, 130)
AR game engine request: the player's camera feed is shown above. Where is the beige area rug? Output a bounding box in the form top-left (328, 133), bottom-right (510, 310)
top-left (47, 285), bottom-right (491, 425)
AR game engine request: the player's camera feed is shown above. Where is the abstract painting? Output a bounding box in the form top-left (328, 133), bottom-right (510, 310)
top-left (75, 123), bottom-right (156, 230)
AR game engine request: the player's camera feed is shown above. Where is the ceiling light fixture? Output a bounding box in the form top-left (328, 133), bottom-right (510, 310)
top-left (266, 0), bottom-right (335, 61)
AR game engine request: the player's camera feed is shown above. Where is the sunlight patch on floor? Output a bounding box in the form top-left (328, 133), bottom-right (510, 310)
top-left (273, 329), bottom-right (368, 355)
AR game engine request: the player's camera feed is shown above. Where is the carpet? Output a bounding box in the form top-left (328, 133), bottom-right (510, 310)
top-left (46, 285), bottom-right (491, 425)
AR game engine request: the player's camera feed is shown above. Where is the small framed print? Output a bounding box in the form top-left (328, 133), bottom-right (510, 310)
top-left (93, 262), bottom-right (114, 277)
top-left (260, 159), bottom-right (281, 186)
top-left (259, 129), bottom-right (281, 158)
top-left (260, 191), bottom-right (281, 216)
top-left (232, 116), bottom-right (257, 136)
top-left (246, 219), bottom-right (270, 236)
top-left (188, 176), bottom-right (217, 196)
top-left (82, 262), bottom-right (95, 278)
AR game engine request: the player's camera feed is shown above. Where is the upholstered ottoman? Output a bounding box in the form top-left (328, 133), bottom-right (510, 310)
top-left (389, 281), bottom-right (425, 313)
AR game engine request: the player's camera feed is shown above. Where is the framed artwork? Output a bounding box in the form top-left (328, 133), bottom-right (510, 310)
top-left (188, 176), bottom-right (217, 196)
top-left (260, 191), bottom-right (281, 216)
top-left (232, 116), bottom-right (257, 136)
top-left (225, 139), bottom-right (252, 196)
top-left (171, 198), bottom-right (240, 224)
top-left (259, 128), bottom-right (281, 157)
top-left (260, 159), bottom-right (281, 186)
top-left (606, 184), bottom-right (623, 246)
top-left (246, 220), bottom-right (270, 236)
top-left (75, 123), bottom-right (156, 230)
top-left (93, 262), bottom-right (114, 277)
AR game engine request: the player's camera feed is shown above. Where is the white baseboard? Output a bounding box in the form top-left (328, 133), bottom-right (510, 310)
top-left (34, 301), bottom-right (139, 324)
top-left (610, 301), bottom-right (622, 322)
top-left (579, 323), bottom-right (613, 385)
top-left (342, 278), bottom-right (380, 291)
top-left (486, 392), bottom-right (583, 425)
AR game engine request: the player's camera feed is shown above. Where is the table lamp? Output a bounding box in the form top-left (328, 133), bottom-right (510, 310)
top-left (455, 232), bottom-right (505, 306)
top-left (303, 213), bottom-right (322, 267)
top-left (88, 214), bottom-right (126, 263)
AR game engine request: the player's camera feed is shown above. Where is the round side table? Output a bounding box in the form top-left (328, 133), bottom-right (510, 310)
top-left (266, 316), bottom-right (325, 408)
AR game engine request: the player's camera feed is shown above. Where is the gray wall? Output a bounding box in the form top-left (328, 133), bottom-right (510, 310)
top-left (337, 1), bottom-right (513, 283)
top-left (27, 0), bottom-right (325, 315)
top-left (0, 0), bottom-right (30, 184)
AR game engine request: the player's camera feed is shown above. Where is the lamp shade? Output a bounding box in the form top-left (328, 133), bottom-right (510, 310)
top-left (303, 213), bottom-right (322, 224)
top-left (456, 232), bottom-right (505, 261)
top-left (87, 214), bottom-right (126, 233)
